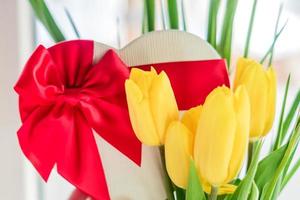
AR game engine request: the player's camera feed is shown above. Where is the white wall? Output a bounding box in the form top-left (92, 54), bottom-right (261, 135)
top-left (0, 0), bottom-right (24, 199)
top-left (0, 0), bottom-right (35, 199)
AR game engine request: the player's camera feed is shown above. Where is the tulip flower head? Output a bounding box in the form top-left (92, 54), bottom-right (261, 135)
top-left (165, 86), bottom-right (250, 194)
top-left (234, 58), bottom-right (276, 140)
top-left (125, 67), bottom-right (179, 146)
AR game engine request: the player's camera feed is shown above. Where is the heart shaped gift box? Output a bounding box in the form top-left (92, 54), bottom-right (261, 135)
top-left (15, 30), bottom-right (229, 200)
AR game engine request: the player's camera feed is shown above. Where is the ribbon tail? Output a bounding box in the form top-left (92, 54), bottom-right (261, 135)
top-left (57, 109), bottom-right (110, 200)
top-left (17, 106), bottom-right (60, 181)
top-left (81, 99), bottom-right (142, 166)
top-left (81, 49), bottom-right (142, 166)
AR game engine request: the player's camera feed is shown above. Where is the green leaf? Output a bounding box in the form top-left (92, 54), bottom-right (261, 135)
top-left (281, 156), bottom-right (300, 189)
top-left (229, 141), bottom-right (263, 200)
top-left (281, 90), bottom-right (300, 141)
top-left (29, 0), bottom-right (65, 42)
top-left (263, 114), bottom-right (300, 200)
top-left (143, 0), bottom-right (155, 32)
top-left (254, 144), bottom-right (288, 192)
top-left (259, 182), bottom-right (269, 200)
top-left (174, 185), bottom-right (185, 200)
top-left (168, 0), bottom-right (179, 29)
top-left (185, 159), bottom-right (206, 200)
top-left (160, 0), bottom-right (167, 30)
top-left (273, 75), bottom-right (291, 150)
top-left (142, 1), bottom-right (148, 34)
top-left (270, 176), bottom-right (282, 200)
top-left (268, 3), bottom-right (284, 66)
top-left (181, 0), bottom-right (187, 31)
top-left (219, 0), bottom-right (239, 69)
top-left (244, 0), bottom-right (258, 58)
top-left (64, 7), bottom-right (80, 38)
top-left (248, 181), bottom-right (259, 200)
top-left (207, 0), bottom-right (221, 48)
top-left (260, 20), bottom-right (287, 64)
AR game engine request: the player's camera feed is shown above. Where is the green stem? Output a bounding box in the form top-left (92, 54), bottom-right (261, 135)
top-left (247, 141), bottom-right (254, 171)
top-left (209, 186), bottom-right (218, 200)
top-left (64, 7), bottom-right (80, 38)
top-left (268, 3), bottom-right (284, 66)
top-left (207, 0), bottom-right (221, 48)
top-left (273, 74), bottom-right (290, 151)
top-left (144, 0), bottom-right (155, 32)
top-left (181, 0), bottom-right (187, 31)
top-left (159, 146), bottom-right (175, 200)
top-left (260, 20), bottom-right (287, 64)
top-left (168, 0), bottom-right (179, 29)
top-left (29, 0), bottom-right (65, 42)
top-left (244, 0), bottom-right (257, 57)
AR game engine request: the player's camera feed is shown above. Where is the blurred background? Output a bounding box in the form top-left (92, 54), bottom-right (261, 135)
top-left (0, 0), bottom-right (299, 199)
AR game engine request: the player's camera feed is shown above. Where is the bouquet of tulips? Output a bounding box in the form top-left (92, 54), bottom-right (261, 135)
top-left (28, 0), bottom-right (300, 199)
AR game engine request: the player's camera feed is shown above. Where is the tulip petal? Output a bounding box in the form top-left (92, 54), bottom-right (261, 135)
top-left (165, 121), bottom-right (193, 188)
top-left (226, 85), bottom-right (250, 183)
top-left (125, 80), bottom-right (160, 145)
top-left (263, 67), bottom-right (277, 135)
top-left (234, 58), bottom-right (256, 89)
top-left (194, 86), bottom-right (237, 186)
top-left (150, 71), bottom-right (179, 143)
top-left (239, 63), bottom-right (268, 139)
top-left (182, 105), bottom-right (203, 135)
top-left (129, 68), bottom-right (157, 98)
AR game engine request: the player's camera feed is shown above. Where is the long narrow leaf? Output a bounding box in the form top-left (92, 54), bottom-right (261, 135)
top-left (281, 90), bottom-right (300, 141)
top-left (29, 0), bottom-right (65, 42)
top-left (255, 144), bottom-right (288, 192)
top-left (174, 185), bottom-right (185, 200)
top-left (142, 0), bottom-right (148, 33)
top-left (244, 0), bottom-right (258, 57)
top-left (281, 156), bottom-right (300, 189)
top-left (181, 0), bottom-right (187, 31)
top-left (219, 0), bottom-right (239, 69)
top-left (264, 114), bottom-right (300, 200)
top-left (160, 0), bottom-right (168, 30)
top-left (207, 0), bottom-right (221, 48)
top-left (268, 3), bottom-right (284, 66)
top-left (249, 181), bottom-right (259, 200)
top-left (168, 0), bottom-right (179, 29)
top-left (64, 7), bottom-right (80, 38)
top-left (260, 20), bottom-right (287, 64)
top-left (273, 75), bottom-right (291, 150)
top-left (144, 0), bottom-right (155, 32)
top-left (229, 141), bottom-right (263, 200)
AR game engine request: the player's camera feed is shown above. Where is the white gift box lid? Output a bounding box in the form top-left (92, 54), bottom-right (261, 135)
top-left (93, 30), bottom-right (219, 200)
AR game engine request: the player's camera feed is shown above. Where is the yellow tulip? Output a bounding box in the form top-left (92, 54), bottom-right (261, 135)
top-left (125, 67), bottom-right (179, 145)
top-left (165, 86), bottom-right (249, 194)
top-left (165, 106), bottom-right (202, 188)
top-left (234, 58), bottom-right (276, 140)
top-left (194, 86), bottom-right (250, 187)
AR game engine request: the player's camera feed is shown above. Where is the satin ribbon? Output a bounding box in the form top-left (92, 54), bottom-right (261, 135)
top-left (15, 40), bottom-right (229, 200)
top-left (136, 59), bottom-right (230, 110)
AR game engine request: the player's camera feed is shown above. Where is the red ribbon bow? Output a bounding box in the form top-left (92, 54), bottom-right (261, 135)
top-left (14, 40), bottom-right (141, 200)
top-left (15, 40), bottom-right (230, 200)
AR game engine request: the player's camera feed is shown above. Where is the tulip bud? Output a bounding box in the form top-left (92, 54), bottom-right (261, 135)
top-left (125, 68), bottom-right (179, 145)
top-left (234, 58), bottom-right (276, 140)
top-left (194, 86), bottom-right (250, 187)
